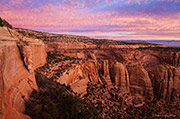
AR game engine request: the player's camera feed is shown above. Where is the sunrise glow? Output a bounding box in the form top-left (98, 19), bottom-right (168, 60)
top-left (0, 0), bottom-right (180, 40)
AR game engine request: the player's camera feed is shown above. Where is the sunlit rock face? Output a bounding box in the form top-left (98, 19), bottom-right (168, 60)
top-left (50, 41), bottom-right (180, 105)
top-left (110, 62), bottom-right (129, 91)
top-left (0, 27), bottom-right (46, 119)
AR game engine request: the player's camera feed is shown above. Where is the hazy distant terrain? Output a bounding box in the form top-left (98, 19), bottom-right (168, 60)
top-left (119, 40), bottom-right (180, 47)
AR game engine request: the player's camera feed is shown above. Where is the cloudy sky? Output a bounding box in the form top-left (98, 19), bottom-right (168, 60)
top-left (0, 0), bottom-right (180, 40)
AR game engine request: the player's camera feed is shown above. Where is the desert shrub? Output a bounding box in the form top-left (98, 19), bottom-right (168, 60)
top-left (25, 72), bottom-right (100, 119)
top-left (42, 113), bottom-right (53, 119)
top-left (47, 52), bottom-right (56, 60)
top-left (31, 89), bottom-right (38, 96)
top-left (0, 17), bottom-right (12, 28)
top-left (48, 101), bottom-right (57, 114)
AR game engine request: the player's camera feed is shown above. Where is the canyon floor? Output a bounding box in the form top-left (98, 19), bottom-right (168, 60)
top-left (0, 20), bottom-right (180, 119)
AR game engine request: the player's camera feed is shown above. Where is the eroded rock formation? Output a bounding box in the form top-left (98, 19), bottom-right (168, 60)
top-left (110, 62), bottom-right (129, 91)
top-left (58, 61), bottom-right (101, 95)
top-left (0, 27), bottom-right (46, 119)
top-left (53, 47), bottom-right (180, 105)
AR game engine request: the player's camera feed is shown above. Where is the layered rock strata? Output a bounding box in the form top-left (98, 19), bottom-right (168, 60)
top-left (0, 27), bottom-right (46, 119)
top-left (56, 50), bottom-right (180, 104)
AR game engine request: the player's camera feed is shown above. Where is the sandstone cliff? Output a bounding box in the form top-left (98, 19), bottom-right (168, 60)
top-left (0, 27), bottom-right (46, 119)
top-left (58, 61), bottom-right (101, 96)
top-left (110, 62), bottom-right (129, 91)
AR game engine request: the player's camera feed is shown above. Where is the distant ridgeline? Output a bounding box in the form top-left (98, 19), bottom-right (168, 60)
top-left (118, 40), bottom-right (180, 47)
top-left (0, 17), bottom-right (12, 28)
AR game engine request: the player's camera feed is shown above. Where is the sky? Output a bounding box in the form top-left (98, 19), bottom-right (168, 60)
top-left (0, 0), bottom-right (180, 40)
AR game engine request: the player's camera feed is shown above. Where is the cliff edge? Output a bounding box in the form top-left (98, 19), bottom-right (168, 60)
top-left (0, 26), bottom-right (46, 119)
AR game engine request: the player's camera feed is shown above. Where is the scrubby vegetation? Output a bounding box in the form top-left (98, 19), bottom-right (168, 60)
top-left (38, 51), bottom-right (82, 79)
top-left (84, 82), bottom-right (125, 118)
top-left (25, 72), bottom-right (99, 119)
top-left (15, 28), bottom-right (158, 46)
top-left (84, 82), bottom-right (180, 119)
top-left (0, 17), bottom-right (12, 28)
top-left (122, 100), bottom-right (180, 119)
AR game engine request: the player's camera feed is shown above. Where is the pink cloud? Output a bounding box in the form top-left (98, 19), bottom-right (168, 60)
top-left (0, 1), bottom-right (180, 40)
top-left (126, 0), bottom-right (180, 4)
top-left (6, 0), bottom-right (32, 7)
top-left (1, 3), bottom-right (179, 32)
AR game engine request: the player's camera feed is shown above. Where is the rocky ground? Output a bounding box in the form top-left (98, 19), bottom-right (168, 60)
top-left (85, 82), bottom-right (180, 119)
top-left (37, 51), bottom-right (82, 80)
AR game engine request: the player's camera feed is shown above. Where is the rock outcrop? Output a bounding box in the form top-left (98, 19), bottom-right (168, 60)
top-left (58, 61), bottom-right (101, 96)
top-left (127, 65), bottom-right (154, 101)
top-left (0, 27), bottom-right (46, 119)
top-left (110, 62), bottom-right (129, 91)
top-left (55, 49), bottom-right (180, 103)
top-left (58, 60), bottom-right (119, 95)
top-left (147, 64), bottom-right (180, 101)
top-left (172, 52), bottom-right (180, 67)
top-left (99, 60), bottom-right (112, 87)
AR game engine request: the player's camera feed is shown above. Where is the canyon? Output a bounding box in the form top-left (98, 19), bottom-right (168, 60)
top-left (19, 28), bottom-right (180, 118)
top-left (0, 23), bottom-right (180, 118)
